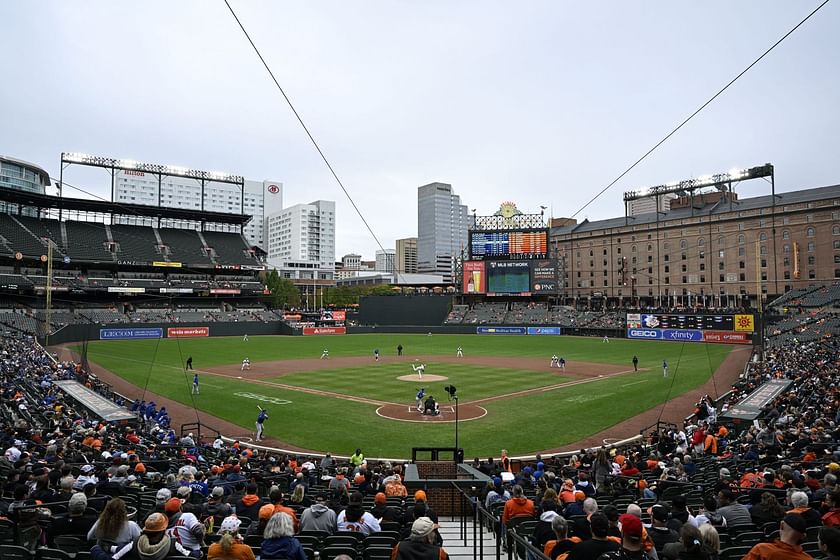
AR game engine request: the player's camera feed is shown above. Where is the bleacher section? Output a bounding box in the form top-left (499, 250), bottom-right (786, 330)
top-left (63, 221), bottom-right (114, 263)
top-left (0, 213), bottom-right (48, 256)
top-left (110, 224), bottom-right (161, 263)
top-left (504, 301), bottom-right (548, 324)
top-left (158, 228), bottom-right (212, 265)
top-left (202, 231), bottom-right (255, 265)
top-left (15, 216), bottom-right (64, 255)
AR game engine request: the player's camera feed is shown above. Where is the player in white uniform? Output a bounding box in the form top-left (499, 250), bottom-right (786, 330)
top-left (412, 361), bottom-right (426, 379)
top-left (241, 358), bottom-right (251, 371)
top-left (320, 349), bottom-right (329, 359)
top-left (456, 346), bottom-right (463, 358)
top-left (550, 354), bottom-right (559, 368)
top-left (243, 333), bottom-right (249, 342)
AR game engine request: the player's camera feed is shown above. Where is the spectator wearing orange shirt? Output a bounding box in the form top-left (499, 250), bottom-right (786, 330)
top-left (502, 485), bottom-right (535, 525)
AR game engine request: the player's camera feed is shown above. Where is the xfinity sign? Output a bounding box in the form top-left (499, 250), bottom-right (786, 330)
top-left (627, 329), bottom-right (663, 339)
top-left (662, 329), bottom-right (704, 342)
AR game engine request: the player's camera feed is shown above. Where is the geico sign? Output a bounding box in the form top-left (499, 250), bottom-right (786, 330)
top-left (629, 329), bottom-right (660, 338)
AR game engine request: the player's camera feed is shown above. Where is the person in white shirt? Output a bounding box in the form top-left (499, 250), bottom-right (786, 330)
top-left (337, 492), bottom-right (381, 535)
top-left (164, 498), bottom-right (205, 555)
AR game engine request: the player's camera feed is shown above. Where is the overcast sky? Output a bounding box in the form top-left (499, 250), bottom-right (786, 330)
top-left (2, 1), bottom-right (837, 259)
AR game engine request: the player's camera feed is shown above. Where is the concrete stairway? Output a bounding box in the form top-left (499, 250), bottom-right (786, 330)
top-left (438, 516), bottom-right (501, 559)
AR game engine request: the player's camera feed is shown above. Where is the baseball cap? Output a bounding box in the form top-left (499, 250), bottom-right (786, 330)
top-left (719, 468), bottom-right (730, 478)
top-left (375, 492), bottom-right (387, 505)
top-left (156, 488), bottom-right (172, 501)
top-left (211, 486), bottom-right (225, 498)
top-left (619, 513), bottom-right (643, 540)
top-left (177, 486), bottom-right (191, 498)
top-left (411, 516), bottom-right (435, 538)
top-left (414, 490), bottom-right (427, 502)
top-left (134, 463), bottom-right (146, 474)
top-left (80, 464), bottom-right (95, 474)
top-left (259, 504), bottom-right (275, 521)
top-left (219, 516), bottom-right (242, 534)
top-left (143, 513), bottom-right (168, 533)
top-left (164, 497), bottom-right (182, 514)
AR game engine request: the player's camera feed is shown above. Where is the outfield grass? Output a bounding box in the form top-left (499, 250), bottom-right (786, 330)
top-left (79, 334), bottom-right (733, 457)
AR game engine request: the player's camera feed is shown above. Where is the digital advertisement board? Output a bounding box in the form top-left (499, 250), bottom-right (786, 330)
top-left (486, 261), bottom-right (531, 296)
top-left (627, 313), bottom-right (753, 332)
top-left (463, 261), bottom-right (487, 294)
top-left (530, 260), bottom-right (558, 294)
top-left (469, 229), bottom-right (548, 260)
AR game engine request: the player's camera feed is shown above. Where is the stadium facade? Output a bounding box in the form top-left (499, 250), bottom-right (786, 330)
top-left (551, 184), bottom-right (840, 308)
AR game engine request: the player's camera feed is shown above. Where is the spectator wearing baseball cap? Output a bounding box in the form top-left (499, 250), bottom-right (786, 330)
top-left (163, 497), bottom-right (205, 556)
top-left (742, 513), bottom-right (812, 560)
top-left (391, 517), bottom-right (450, 560)
top-left (370, 492), bottom-right (401, 523)
top-left (597, 514), bottom-right (650, 560)
top-left (208, 515), bottom-right (255, 560)
top-left (648, 504), bottom-right (678, 554)
top-left (131, 512), bottom-right (193, 560)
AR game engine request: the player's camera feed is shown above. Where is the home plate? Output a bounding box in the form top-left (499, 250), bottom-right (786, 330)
top-left (237, 376), bottom-right (243, 379)
top-left (598, 375), bottom-right (603, 377)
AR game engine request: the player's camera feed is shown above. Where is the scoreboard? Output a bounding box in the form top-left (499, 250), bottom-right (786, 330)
top-left (633, 314), bottom-right (734, 331)
top-left (469, 229), bottom-right (548, 260)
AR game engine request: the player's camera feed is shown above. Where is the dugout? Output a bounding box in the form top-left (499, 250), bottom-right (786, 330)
top-left (54, 379), bottom-right (138, 427)
top-left (718, 378), bottom-right (793, 432)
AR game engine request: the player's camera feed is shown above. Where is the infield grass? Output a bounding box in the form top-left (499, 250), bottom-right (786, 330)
top-left (78, 334), bottom-right (733, 457)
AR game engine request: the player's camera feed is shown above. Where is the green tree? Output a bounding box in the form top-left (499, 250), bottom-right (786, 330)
top-left (262, 270), bottom-right (301, 309)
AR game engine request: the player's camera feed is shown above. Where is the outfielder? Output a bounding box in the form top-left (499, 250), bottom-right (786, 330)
top-left (241, 358), bottom-right (251, 371)
top-left (456, 346), bottom-right (463, 358)
top-left (243, 333), bottom-right (249, 342)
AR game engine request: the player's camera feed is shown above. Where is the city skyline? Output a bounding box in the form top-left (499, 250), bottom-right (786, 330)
top-left (2, 1), bottom-right (837, 259)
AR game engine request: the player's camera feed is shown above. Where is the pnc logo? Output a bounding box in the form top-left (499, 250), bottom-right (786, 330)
top-left (267, 184), bottom-right (280, 194)
top-left (630, 329), bottom-right (659, 338)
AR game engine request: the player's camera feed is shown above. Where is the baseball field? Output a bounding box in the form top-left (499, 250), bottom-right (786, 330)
top-left (74, 334), bottom-right (738, 458)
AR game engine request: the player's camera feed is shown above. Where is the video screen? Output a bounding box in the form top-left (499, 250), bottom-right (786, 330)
top-left (487, 261), bottom-right (531, 295)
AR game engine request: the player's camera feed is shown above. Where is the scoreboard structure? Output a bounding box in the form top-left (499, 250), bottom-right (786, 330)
top-left (462, 203), bottom-right (558, 297)
top-left (626, 312), bottom-right (755, 345)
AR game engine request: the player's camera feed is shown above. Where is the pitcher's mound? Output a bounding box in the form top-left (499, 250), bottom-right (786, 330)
top-left (397, 374), bottom-right (448, 382)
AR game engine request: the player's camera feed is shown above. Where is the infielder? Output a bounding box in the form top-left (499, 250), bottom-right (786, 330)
top-left (456, 346), bottom-right (463, 358)
top-left (191, 372), bottom-right (199, 395)
top-left (412, 361), bottom-right (426, 379)
top-left (559, 357), bottom-right (566, 371)
top-left (550, 354), bottom-right (559, 368)
top-left (374, 348), bottom-right (380, 362)
top-left (320, 349), bottom-right (329, 359)
top-left (415, 387), bottom-right (425, 413)
top-left (241, 358), bottom-right (251, 371)
top-left (256, 406), bottom-right (268, 441)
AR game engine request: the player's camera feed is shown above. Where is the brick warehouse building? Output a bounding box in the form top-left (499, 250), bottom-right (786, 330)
top-left (550, 184), bottom-right (840, 309)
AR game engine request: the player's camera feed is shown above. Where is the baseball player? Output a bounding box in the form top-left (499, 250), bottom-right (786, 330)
top-left (415, 387), bottom-right (425, 413)
top-left (550, 354), bottom-right (559, 368)
top-left (374, 348), bottom-right (380, 362)
top-left (320, 349), bottom-right (329, 359)
top-left (241, 358), bottom-right (251, 371)
top-left (456, 346), bottom-right (463, 358)
top-left (256, 406), bottom-right (268, 441)
top-left (663, 360), bottom-right (669, 378)
top-left (243, 333), bottom-right (249, 342)
top-left (603, 335), bottom-right (610, 343)
top-left (191, 372), bottom-right (199, 394)
top-left (412, 361), bottom-right (426, 379)
top-left (558, 356), bottom-right (566, 371)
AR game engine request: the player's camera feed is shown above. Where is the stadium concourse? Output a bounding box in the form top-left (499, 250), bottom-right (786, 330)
top-left (1, 296), bottom-right (840, 559)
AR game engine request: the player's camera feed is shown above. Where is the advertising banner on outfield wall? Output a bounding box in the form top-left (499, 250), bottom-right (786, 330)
top-left (159, 288), bottom-right (193, 294)
top-left (527, 327), bottom-right (562, 335)
top-left (627, 328), bottom-right (663, 340)
top-left (734, 314), bottom-right (755, 332)
top-left (100, 328), bottom-right (163, 340)
top-left (107, 287), bottom-right (146, 293)
top-left (661, 329), bottom-right (704, 342)
top-left (476, 326), bottom-right (527, 335)
top-left (703, 330), bottom-right (751, 344)
top-left (463, 261), bottom-right (486, 294)
top-left (302, 326), bottom-right (347, 335)
top-left (167, 327), bottom-right (209, 338)
top-left (210, 288), bottom-right (241, 295)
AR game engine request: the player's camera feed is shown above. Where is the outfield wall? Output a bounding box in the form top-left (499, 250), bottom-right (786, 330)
top-left (41, 320), bottom-right (295, 345)
top-left (357, 295), bottom-right (452, 326)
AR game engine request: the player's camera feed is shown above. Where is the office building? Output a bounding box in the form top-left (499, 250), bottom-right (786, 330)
top-left (417, 182), bottom-right (469, 282)
top-left (395, 237), bottom-right (418, 274)
top-left (375, 249), bottom-right (395, 272)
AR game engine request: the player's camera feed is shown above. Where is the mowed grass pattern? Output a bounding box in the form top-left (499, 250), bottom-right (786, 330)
top-left (79, 334), bottom-right (732, 457)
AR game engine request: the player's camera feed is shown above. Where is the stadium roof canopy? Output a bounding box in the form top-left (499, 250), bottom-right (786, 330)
top-left (0, 188), bottom-right (251, 225)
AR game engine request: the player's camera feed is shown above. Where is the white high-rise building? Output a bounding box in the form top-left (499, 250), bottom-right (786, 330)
top-left (264, 200), bottom-right (335, 280)
top-left (375, 249), bottom-right (395, 272)
top-left (113, 168), bottom-right (283, 248)
top-left (417, 182), bottom-right (469, 282)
